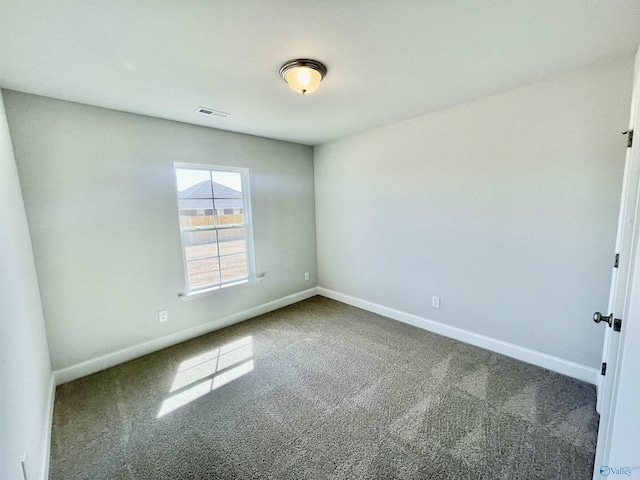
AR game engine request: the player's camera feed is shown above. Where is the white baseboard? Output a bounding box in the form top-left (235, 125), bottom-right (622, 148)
top-left (53, 285), bottom-right (599, 386)
top-left (317, 287), bottom-right (599, 385)
top-left (53, 288), bottom-right (318, 385)
top-left (40, 373), bottom-right (55, 480)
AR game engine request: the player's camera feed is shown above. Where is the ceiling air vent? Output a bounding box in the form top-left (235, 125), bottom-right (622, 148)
top-left (196, 106), bottom-right (230, 118)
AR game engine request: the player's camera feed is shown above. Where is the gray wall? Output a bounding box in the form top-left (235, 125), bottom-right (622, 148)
top-left (314, 57), bottom-right (633, 368)
top-left (0, 91), bottom-right (52, 480)
top-left (4, 91), bottom-right (317, 371)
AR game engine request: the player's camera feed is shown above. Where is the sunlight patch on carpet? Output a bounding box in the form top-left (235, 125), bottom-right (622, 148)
top-left (158, 336), bottom-right (254, 417)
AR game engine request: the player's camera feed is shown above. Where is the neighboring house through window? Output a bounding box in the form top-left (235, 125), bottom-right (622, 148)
top-left (174, 163), bottom-right (256, 292)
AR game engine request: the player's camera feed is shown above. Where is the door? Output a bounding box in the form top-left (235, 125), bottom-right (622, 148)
top-left (593, 45), bottom-right (640, 479)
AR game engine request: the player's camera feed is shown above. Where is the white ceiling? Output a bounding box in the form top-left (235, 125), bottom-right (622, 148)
top-left (1, 1), bottom-right (640, 146)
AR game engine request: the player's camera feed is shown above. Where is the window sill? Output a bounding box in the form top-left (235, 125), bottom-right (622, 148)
top-left (179, 276), bottom-right (264, 302)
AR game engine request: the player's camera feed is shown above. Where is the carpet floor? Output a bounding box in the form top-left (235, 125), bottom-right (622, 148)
top-left (50, 296), bottom-right (598, 479)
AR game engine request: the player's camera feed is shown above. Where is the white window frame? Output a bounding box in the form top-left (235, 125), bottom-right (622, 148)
top-left (174, 163), bottom-right (258, 298)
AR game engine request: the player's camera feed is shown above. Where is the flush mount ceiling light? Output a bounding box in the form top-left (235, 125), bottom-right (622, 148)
top-left (279, 59), bottom-right (327, 95)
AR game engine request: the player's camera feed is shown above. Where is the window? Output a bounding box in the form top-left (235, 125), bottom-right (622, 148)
top-left (174, 164), bottom-right (256, 293)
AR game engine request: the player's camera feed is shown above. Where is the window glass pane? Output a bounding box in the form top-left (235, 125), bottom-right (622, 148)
top-left (220, 254), bottom-right (248, 282)
top-left (184, 231), bottom-right (218, 260)
top-left (179, 199), bottom-right (214, 227)
top-left (212, 171), bottom-right (242, 196)
top-left (187, 258), bottom-right (220, 289)
top-left (214, 198), bottom-right (244, 225)
top-left (218, 228), bottom-right (246, 256)
top-left (176, 169), bottom-right (213, 198)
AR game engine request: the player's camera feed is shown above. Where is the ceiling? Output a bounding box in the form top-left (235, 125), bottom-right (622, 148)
top-left (1, 1), bottom-right (640, 146)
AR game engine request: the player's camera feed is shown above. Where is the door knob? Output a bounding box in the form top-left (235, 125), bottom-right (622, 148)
top-left (593, 312), bottom-right (613, 327)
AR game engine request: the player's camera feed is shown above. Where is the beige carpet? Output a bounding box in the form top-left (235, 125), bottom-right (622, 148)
top-left (50, 296), bottom-right (598, 479)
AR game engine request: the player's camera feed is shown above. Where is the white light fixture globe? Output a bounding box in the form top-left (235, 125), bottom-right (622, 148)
top-left (279, 59), bottom-right (327, 95)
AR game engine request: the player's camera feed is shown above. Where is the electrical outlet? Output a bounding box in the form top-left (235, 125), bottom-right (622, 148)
top-left (432, 296), bottom-right (440, 309)
top-left (304, 272), bottom-right (310, 281)
top-left (158, 310), bottom-right (168, 323)
top-left (21, 451), bottom-right (29, 480)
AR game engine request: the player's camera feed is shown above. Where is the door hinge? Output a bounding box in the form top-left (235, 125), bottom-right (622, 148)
top-left (623, 130), bottom-right (633, 148)
top-left (601, 362), bottom-right (607, 376)
top-left (613, 318), bottom-right (622, 332)
top-left (614, 253), bottom-right (619, 268)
